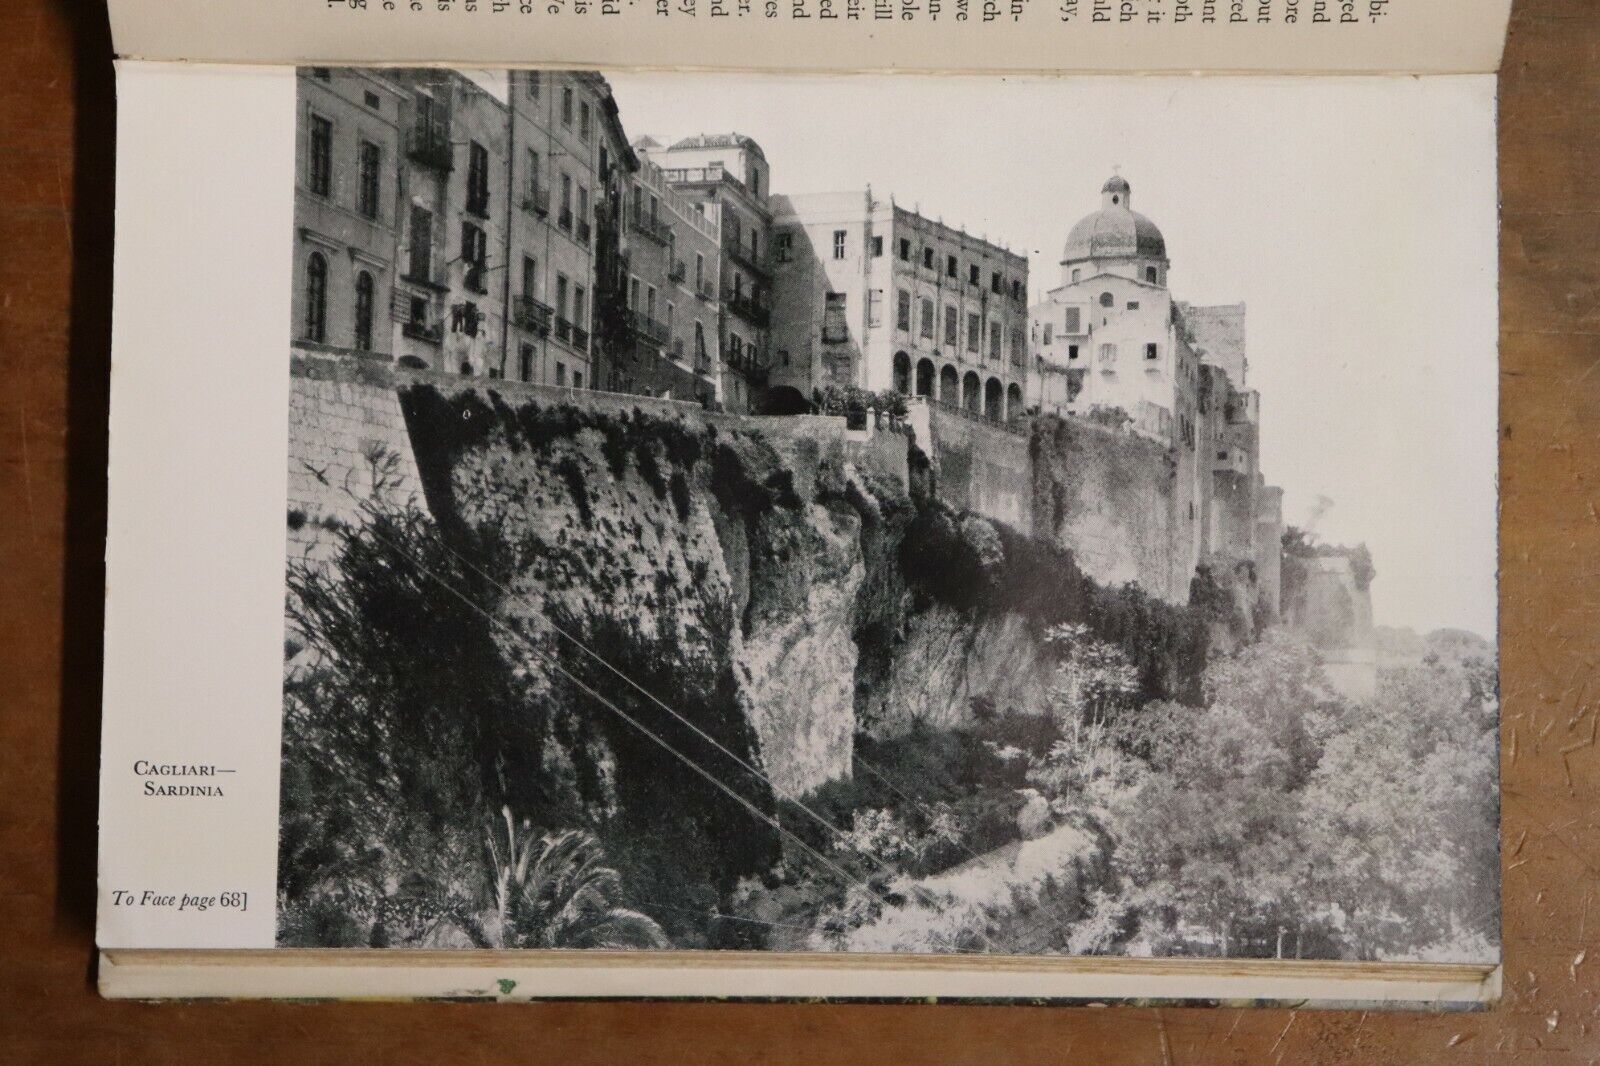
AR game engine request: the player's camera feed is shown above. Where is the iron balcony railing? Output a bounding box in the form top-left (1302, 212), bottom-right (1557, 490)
top-left (554, 316), bottom-right (571, 343)
top-left (406, 125), bottom-right (453, 172)
top-left (625, 309), bottom-right (670, 346)
top-left (668, 259), bottom-right (687, 283)
top-left (723, 288), bottom-right (771, 328)
top-left (401, 318), bottom-right (443, 344)
top-left (571, 325), bottom-right (590, 352)
top-left (513, 294), bottom-right (553, 334)
top-left (695, 279), bottom-right (715, 301)
top-left (722, 238), bottom-right (770, 279)
top-left (629, 211), bottom-right (673, 245)
top-left (522, 184), bottom-right (551, 216)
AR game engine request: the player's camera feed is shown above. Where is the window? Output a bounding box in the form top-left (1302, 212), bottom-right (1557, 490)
top-left (1146, 342), bottom-right (1159, 361)
top-left (308, 114), bottom-right (332, 197)
top-left (1099, 292), bottom-right (1115, 308)
top-left (896, 289), bottom-right (912, 331)
top-left (466, 141), bottom-right (490, 216)
top-left (969, 264), bottom-right (980, 286)
top-left (920, 297), bottom-right (935, 339)
top-left (923, 246), bottom-right (935, 270)
top-left (560, 173), bottom-right (572, 229)
top-left (1043, 323), bottom-right (1054, 345)
top-left (832, 229), bottom-right (846, 260)
top-left (1068, 344), bottom-right (1080, 360)
top-left (522, 255), bottom-right (537, 296)
top-left (1218, 451), bottom-right (1229, 461)
top-left (519, 343), bottom-right (534, 382)
top-left (357, 141), bottom-right (381, 219)
top-left (946, 254), bottom-right (957, 279)
top-left (1127, 300), bottom-right (1140, 310)
top-left (695, 253), bottom-right (705, 288)
top-left (1146, 266), bottom-right (1158, 284)
top-left (629, 276), bottom-right (640, 311)
top-left (966, 312), bottom-right (980, 353)
top-left (525, 148), bottom-right (540, 195)
top-left (556, 274), bottom-right (570, 320)
top-left (526, 71), bottom-right (540, 99)
top-left (989, 320), bottom-right (1002, 360)
top-left (574, 371), bottom-right (583, 390)
top-left (898, 238), bottom-right (910, 261)
top-left (774, 233), bottom-right (792, 263)
top-left (1064, 306), bottom-right (1081, 333)
top-left (556, 361), bottom-right (567, 386)
top-left (574, 285), bottom-right (588, 329)
top-left (460, 221), bottom-right (487, 290)
top-left (991, 271), bottom-right (1002, 294)
top-left (407, 206), bottom-right (433, 280)
top-left (1099, 343), bottom-right (1117, 363)
top-left (578, 185), bottom-right (590, 224)
top-left (312, 67), bottom-right (331, 81)
top-left (1012, 279), bottom-right (1022, 300)
top-left (579, 100), bottom-right (591, 141)
top-left (666, 302), bottom-right (674, 336)
top-left (867, 288), bottom-right (883, 328)
top-left (823, 292), bottom-right (848, 342)
top-left (303, 253), bottom-right (327, 342)
top-left (561, 86), bottom-right (573, 126)
top-left (354, 271), bottom-right (374, 350)
top-left (944, 305), bottom-right (958, 346)
top-left (647, 284), bottom-right (657, 320)
top-left (871, 235), bottom-right (884, 257)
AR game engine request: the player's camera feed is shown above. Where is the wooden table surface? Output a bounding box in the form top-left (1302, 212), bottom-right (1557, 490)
top-left (3, 0), bottom-right (1597, 1060)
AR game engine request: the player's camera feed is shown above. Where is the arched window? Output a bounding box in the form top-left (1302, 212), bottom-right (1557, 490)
top-left (353, 270), bottom-right (374, 351)
top-left (304, 252), bottom-right (327, 343)
top-left (1099, 291), bottom-right (1114, 308)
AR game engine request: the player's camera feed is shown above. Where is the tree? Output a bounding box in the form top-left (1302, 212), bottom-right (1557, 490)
top-left (479, 806), bottom-right (669, 949)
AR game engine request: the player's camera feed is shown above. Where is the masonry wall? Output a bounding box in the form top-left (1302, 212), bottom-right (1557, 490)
top-left (926, 405), bottom-right (1033, 531)
top-left (287, 353), bottom-right (426, 569)
top-left (1030, 414), bottom-right (1183, 603)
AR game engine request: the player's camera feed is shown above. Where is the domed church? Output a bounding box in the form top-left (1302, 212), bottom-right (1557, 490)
top-left (1028, 174), bottom-right (1281, 614)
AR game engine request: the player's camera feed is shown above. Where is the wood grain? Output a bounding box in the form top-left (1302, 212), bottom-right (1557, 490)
top-left (2, 0), bottom-right (1596, 1060)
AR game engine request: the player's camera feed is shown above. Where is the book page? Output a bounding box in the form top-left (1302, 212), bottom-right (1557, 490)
top-left (106, 0), bottom-right (1512, 74)
top-left (98, 60), bottom-right (1500, 1005)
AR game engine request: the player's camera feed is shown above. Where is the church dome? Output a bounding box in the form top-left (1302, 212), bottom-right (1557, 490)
top-left (1062, 175), bottom-right (1167, 263)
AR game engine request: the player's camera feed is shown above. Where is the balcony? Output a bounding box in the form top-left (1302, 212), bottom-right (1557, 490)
top-left (625, 309), bottom-right (670, 346)
top-left (513, 294), bottom-right (553, 334)
top-left (695, 279), bottom-right (715, 302)
top-left (668, 258), bottom-right (687, 283)
top-left (572, 325), bottom-right (590, 352)
top-left (629, 211), bottom-right (673, 246)
top-left (671, 338), bottom-right (687, 364)
top-left (558, 207), bottom-right (573, 232)
top-left (402, 319), bottom-right (443, 345)
top-left (725, 349), bottom-right (769, 385)
top-left (406, 125), bottom-right (453, 172)
top-left (521, 185), bottom-right (550, 216)
top-left (723, 288), bottom-right (771, 329)
top-left (722, 238), bottom-right (770, 280)
top-left (576, 219), bottom-right (591, 246)
top-left (554, 317), bottom-right (572, 343)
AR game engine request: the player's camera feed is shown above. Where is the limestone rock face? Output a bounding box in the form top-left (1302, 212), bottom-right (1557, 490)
top-left (868, 605), bottom-right (1051, 736)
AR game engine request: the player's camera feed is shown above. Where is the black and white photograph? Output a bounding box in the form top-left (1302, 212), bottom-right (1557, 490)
top-left (275, 67), bottom-right (1499, 964)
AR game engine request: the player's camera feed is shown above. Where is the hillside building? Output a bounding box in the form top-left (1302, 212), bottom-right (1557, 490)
top-left (638, 134), bottom-right (773, 413)
top-left (767, 191), bottom-right (1030, 420)
top-left (1030, 175), bottom-right (1283, 611)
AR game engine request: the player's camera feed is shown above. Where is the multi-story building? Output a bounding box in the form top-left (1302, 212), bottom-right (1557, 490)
top-left (603, 158), bottom-right (719, 403)
top-left (292, 67), bottom-right (408, 359)
top-left (639, 134), bottom-right (773, 413)
top-left (1030, 174), bottom-right (1282, 608)
top-left (496, 69), bottom-right (632, 390)
top-left (767, 191), bottom-right (1030, 420)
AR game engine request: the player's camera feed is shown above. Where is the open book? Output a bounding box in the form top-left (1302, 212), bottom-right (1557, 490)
top-left (99, 0), bottom-right (1510, 1005)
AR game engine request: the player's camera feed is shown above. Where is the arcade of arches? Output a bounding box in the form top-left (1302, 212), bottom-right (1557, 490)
top-left (892, 350), bottom-right (1022, 422)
